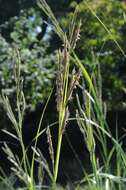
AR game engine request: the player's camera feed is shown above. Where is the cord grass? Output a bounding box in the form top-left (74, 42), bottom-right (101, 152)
top-left (0, 0), bottom-right (126, 190)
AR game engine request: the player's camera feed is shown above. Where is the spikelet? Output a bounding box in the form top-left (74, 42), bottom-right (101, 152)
top-left (66, 69), bottom-right (81, 103)
top-left (46, 126), bottom-right (54, 171)
top-left (61, 107), bottom-right (70, 134)
top-left (56, 51), bottom-right (63, 112)
top-left (56, 36), bottom-right (70, 112)
top-left (62, 36), bottom-right (70, 67)
top-left (70, 20), bottom-right (81, 50)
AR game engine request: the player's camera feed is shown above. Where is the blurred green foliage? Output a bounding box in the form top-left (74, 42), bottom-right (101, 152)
top-left (59, 0), bottom-right (126, 110)
top-left (0, 8), bottom-right (56, 110)
top-left (0, 0), bottom-right (126, 111)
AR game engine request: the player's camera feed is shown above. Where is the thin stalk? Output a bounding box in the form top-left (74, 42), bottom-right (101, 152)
top-left (73, 52), bottom-right (108, 160)
top-left (30, 87), bottom-right (54, 188)
top-left (53, 129), bottom-right (63, 184)
top-left (84, 0), bottom-right (126, 58)
top-left (53, 106), bottom-right (65, 184)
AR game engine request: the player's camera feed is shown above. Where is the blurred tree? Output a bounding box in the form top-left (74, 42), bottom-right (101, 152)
top-left (58, 0), bottom-right (126, 110)
top-left (0, 0), bottom-right (126, 111)
top-left (0, 7), bottom-right (56, 110)
top-left (0, 0), bottom-right (80, 111)
top-left (0, 0), bottom-right (80, 41)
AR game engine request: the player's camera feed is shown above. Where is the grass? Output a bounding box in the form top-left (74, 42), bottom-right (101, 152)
top-left (0, 0), bottom-right (126, 189)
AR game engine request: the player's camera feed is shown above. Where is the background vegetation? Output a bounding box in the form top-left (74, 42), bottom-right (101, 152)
top-left (0, 0), bottom-right (126, 111)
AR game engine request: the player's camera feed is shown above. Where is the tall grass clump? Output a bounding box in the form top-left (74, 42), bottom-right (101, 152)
top-left (0, 6), bottom-right (81, 189)
top-left (0, 0), bottom-right (126, 190)
top-left (0, 49), bottom-right (53, 190)
top-left (1, 50), bottom-right (32, 189)
top-left (37, 0), bottom-right (126, 189)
